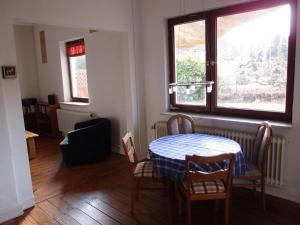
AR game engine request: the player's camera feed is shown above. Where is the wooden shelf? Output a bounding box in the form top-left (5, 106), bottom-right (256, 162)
top-left (22, 99), bottom-right (60, 137)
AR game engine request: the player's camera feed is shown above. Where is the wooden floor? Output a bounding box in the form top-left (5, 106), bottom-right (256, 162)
top-left (3, 137), bottom-right (300, 225)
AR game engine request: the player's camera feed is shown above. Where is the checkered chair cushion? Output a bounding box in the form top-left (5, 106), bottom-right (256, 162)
top-left (134, 161), bottom-right (154, 178)
top-left (244, 161), bottom-right (261, 177)
top-left (233, 161), bottom-right (262, 185)
top-left (182, 180), bottom-right (225, 194)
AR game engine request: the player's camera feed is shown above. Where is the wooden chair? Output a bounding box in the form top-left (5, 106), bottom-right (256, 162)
top-left (178, 154), bottom-right (235, 225)
top-left (167, 114), bottom-right (195, 135)
top-left (122, 132), bottom-right (164, 215)
top-left (233, 122), bottom-right (272, 210)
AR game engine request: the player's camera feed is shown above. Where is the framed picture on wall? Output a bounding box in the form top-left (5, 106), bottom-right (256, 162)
top-left (2, 66), bottom-right (17, 79)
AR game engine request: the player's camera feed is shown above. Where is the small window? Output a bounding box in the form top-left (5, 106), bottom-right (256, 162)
top-left (66, 39), bottom-right (89, 102)
top-left (168, 0), bottom-right (297, 121)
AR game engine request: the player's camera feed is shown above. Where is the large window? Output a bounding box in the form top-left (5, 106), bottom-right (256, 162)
top-left (168, 0), bottom-right (296, 121)
top-left (66, 39), bottom-right (89, 102)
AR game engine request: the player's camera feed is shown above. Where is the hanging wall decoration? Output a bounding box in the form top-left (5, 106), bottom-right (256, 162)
top-left (40, 30), bottom-right (48, 64)
top-left (2, 66), bottom-right (17, 79)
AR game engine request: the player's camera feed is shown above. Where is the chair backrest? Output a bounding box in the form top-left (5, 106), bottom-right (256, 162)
top-left (185, 154), bottom-right (235, 196)
top-left (252, 122), bottom-right (273, 171)
top-left (122, 132), bottom-right (138, 172)
top-left (167, 114), bottom-right (195, 135)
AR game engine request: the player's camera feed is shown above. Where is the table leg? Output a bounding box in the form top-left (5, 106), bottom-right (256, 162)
top-left (27, 138), bottom-right (37, 160)
top-left (166, 179), bottom-right (176, 225)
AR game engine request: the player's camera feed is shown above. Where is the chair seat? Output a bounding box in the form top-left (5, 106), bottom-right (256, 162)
top-left (182, 180), bottom-right (225, 194)
top-left (233, 178), bottom-right (260, 185)
top-left (245, 161), bottom-right (261, 177)
top-left (134, 161), bottom-right (154, 178)
top-left (238, 161), bottom-right (261, 179)
top-left (233, 161), bottom-right (262, 185)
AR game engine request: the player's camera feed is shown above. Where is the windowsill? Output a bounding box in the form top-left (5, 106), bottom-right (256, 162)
top-left (59, 101), bottom-right (90, 113)
top-left (160, 111), bottom-right (293, 128)
top-left (60, 101), bottom-right (89, 106)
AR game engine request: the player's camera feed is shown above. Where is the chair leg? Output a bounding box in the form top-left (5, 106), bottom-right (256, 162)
top-left (176, 188), bottom-right (183, 216)
top-left (186, 200), bottom-right (192, 225)
top-left (136, 181), bottom-right (140, 200)
top-left (214, 200), bottom-right (219, 225)
top-left (173, 182), bottom-right (180, 220)
top-left (224, 198), bottom-right (230, 225)
top-left (163, 179), bottom-right (167, 197)
top-left (261, 178), bottom-right (266, 212)
top-left (131, 182), bottom-right (136, 215)
top-left (252, 180), bottom-right (257, 196)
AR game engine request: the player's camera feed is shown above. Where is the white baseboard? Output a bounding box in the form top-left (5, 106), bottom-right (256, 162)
top-left (0, 195), bottom-right (35, 223)
top-left (0, 204), bottom-right (24, 224)
top-left (266, 185), bottom-right (300, 204)
top-left (112, 145), bottom-right (123, 155)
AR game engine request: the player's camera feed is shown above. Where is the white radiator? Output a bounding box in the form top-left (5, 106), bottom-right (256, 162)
top-left (57, 109), bottom-right (94, 134)
top-left (153, 121), bottom-right (285, 186)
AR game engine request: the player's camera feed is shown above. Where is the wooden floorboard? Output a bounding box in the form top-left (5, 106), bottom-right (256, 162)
top-left (38, 200), bottom-right (81, 225)
top-left (3, 136), bottom-right (300, 225)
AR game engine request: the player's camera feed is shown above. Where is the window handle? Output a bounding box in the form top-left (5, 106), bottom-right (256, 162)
top-left (210, 61), bottom-right (217, 66)
top-left (206, 81), bottom-right (214, 93)
top-left (206, 61), bottom-right (217, 66)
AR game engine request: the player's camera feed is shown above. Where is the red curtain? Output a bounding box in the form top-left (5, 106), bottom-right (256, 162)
top-left (66, 39), bottom-right (85, 57)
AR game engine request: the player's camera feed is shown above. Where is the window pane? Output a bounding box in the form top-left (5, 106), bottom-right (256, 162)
top-left (174, 20), bottom-right (206, 106)
top-left (217, 5), bottom-right (290, 112)
top-left (70, 55), bottom-right (89, 99)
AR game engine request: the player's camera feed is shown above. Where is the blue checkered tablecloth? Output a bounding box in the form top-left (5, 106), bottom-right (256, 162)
top-left (149, 133), bottom-right (246, 181)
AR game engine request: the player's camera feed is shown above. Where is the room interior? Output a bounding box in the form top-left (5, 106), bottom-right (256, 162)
top-left (1, 0), bottom-right (300, 224)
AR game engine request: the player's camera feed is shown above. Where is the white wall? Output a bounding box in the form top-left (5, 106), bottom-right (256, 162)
top-left (141, 0), bottom-right (300, 203)
top-left (0, 0), bottom-right (145, 223)
top-left (14, 25), bottom-right (39, 99)
top-left (33, 25), bottom-right (132, 152)
top-left (86, 31), bottom-right (129, 151)
top-left (3, 0), bottom-right (299, 222)
top-left (0, 3), bottom-right (34, 223)
top-left (33, 25), bottom-right (89, 102)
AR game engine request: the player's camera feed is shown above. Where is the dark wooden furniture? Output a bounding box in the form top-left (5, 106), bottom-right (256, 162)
top-left (167, 113), bottom-right (195, 135)
top-left (178, 154), bottom-right (235, 225)
top-left (22, 98), bottom-right (38, 132)
top-left (233, 122), bottom-right (273, 210)
top-left (36, 103), bottom-right (60, 137)
top-left (122, 132), bottom-right (165, 215)
top-left (22, 99), bottom-right (60, 137)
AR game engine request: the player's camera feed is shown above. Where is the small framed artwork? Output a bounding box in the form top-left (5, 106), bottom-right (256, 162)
top-left (2, 66), bottom-right (17, 79)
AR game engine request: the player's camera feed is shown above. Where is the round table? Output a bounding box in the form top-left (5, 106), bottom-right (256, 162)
top-left (149, 133), bottom-right (246, 181)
